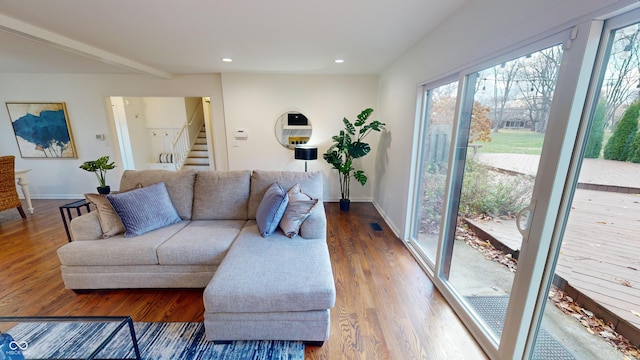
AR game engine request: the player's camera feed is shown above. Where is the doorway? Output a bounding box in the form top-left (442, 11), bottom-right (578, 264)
top-left (108, 96), bottom-right (214, 171)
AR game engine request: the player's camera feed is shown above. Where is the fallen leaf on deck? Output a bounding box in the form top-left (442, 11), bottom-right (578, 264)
top-left (616, 278), bottom-right (633, 287)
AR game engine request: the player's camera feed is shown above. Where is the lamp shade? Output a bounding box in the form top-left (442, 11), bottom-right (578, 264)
top-left (294, 146), bottom-right (318, 161)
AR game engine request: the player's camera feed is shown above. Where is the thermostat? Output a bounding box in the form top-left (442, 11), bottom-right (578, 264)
top-left (234, 129), bottom-right (248, 139)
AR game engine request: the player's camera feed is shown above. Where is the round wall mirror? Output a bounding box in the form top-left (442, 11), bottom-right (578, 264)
top-left (275, 111), bottom-right (312, 149)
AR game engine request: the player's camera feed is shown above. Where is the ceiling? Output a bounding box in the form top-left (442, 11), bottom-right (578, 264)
top-left (0, 0), bottom-right (467, 78)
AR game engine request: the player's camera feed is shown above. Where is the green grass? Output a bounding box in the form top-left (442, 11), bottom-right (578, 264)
top-left (475, 129), bottom-right (545, 155)
top-left (472, 129), bottom-right (614, 157)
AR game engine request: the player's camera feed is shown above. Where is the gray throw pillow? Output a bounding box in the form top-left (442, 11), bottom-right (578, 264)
top-left (107, 182), bottom-right (182, 237)
top-left (256, 182), bottom-right (289, 237)
top-left (279, 184), bottom-right (319, 238)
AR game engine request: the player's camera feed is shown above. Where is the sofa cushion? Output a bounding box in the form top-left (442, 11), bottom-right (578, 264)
top-left (255, 182), bottom-right (289, 237)
top-left (84, 193), bottom-right (125, 238)
top-left (57, 221), bottom-right (189, 266)
top-left (119, 169), bottom-right (196, 220)
top-left (203, 222), bottom-right (336, 313)
top-left (279, 184), bottom-right (319, 238)
top-left (248, 170), bottom-right (323, 219)
top-left (192, 171), bottom-right (250, 220)
top-left (157, 220), bottom-right (247, 265)
top-left (107, 183), bottom-right (182, 237)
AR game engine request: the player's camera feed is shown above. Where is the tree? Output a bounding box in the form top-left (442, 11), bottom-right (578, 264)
top-left (627, 131), bottom-right (640, 163)
top-left (603, 99), bottom-right (640, 161)
top-left (584, 99), bottom-right (607, 158)
top-left (489, 60), bottom-right (521, 132)
top-left (518, 46), bottom-right (562, 133)
top-left (600, 24), bottom-right (640, 129)
top-left (470, 102), bottom-right (492, 143)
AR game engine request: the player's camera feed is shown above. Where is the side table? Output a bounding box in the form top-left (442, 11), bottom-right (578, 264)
top-left (60, 199), bottom-right (91, 242)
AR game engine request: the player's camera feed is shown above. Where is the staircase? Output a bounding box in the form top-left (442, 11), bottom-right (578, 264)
top-left (182, 127), bottom-right (210, 170)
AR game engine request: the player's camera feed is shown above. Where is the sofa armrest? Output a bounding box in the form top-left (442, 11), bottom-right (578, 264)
top-left (299, 201), bottom-right (326, 240)
top-left (69, 211), bottom-right (103, 241)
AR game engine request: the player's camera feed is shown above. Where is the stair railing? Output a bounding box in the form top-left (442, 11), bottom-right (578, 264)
top-left (172, 124), bottom-right (190, 170)
top-left (172, 101), bottom-right (206, 170)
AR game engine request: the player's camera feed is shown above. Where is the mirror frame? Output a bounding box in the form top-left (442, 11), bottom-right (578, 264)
top-left (275, 110), bottom-right (312, 149)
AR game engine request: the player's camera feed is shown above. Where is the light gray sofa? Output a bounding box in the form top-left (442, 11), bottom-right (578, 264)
top-left (56, 169), bottom-right (336, 344)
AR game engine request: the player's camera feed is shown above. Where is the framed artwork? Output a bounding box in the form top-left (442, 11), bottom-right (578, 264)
top-left (6, 102), bottom-right (77, 158)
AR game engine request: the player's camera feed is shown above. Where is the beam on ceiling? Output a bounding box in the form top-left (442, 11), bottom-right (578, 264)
top-left (0, 13), bottom-right (172, 79)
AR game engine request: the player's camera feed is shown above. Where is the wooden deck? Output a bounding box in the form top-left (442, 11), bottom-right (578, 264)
top-left (470, 154), bottom-right (640, 344)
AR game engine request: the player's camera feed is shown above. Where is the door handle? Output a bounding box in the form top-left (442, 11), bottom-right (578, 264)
top-left (516, 200), bottom-right (536, 240)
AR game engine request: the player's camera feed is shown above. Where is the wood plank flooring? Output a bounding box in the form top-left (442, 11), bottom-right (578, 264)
top-left (0, 200), bottom-right (486, 359)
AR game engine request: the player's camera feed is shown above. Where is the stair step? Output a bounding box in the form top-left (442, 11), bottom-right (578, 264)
top-left (195, 138), bottom-right (207, 144)
top-left (182, 164), bottom-right (211, 170)
top-left (188, 150), bottom-right (208, 157)
top-left (185, 157), bottom-right (209, 165)
top-left (192, 144), bottom-right (208, 151)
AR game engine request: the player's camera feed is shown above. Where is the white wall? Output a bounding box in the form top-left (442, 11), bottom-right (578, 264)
top-left (0, 74), bottom-right (223, 198)
top-left (122, 97), bottom-right (150, 168)
top-left (375, 0), bottom-right (627, 238)
top-left (143, 97), bottom-right (187, 128)
top-left (221, 73), bottom-right (379, 201)
top-left (0, 71), bottom-right (380, 201)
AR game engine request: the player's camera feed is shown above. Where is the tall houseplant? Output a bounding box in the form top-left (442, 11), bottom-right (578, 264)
top-left (323, 108), bottom-right (385, 210)
top-left (80, 155), bottom-right (116, 194)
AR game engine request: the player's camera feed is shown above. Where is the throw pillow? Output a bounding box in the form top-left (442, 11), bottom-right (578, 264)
top-left (107, 182), bottom-right (182, 237)
top-left (84, 193), bottom-right (125, 238)
top-left (279, 184), bottom-right (319, 238)
top-left (255, 182), bottom-right (289, 237)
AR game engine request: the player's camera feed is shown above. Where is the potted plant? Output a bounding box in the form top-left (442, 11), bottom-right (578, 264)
top-left (323, 108), bottom-right (385, 210)
top-left (80, 155), bottom-right (116, 194)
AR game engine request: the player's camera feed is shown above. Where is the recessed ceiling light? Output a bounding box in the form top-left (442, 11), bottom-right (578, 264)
top-left (221, 58), bottom-right (233, 63)
top-left (334, 59), bottom-right (344, 64)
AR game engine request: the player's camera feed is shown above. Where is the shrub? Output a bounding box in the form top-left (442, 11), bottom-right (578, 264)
top-left (417, 162), bottom-right (447, 234)
top-left (417, 157), bottom-right (535, 230)
top-left (628, 131), bottom-right (640, 163)
top-left (459, 157), bottom-right (533, 218)
top-left (604, 99), bottom-right (640, 161)
top-left (584, 99), bottom-right (606, 158)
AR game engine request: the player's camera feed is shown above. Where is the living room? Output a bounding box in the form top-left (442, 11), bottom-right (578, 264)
top-left (1, 0), bottom-right (638, 359)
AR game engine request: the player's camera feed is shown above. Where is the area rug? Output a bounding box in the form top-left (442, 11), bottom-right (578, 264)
top-left (4, 321), bottom-right (304, 360)
top-left (466, 296), bottom-right (576, 360)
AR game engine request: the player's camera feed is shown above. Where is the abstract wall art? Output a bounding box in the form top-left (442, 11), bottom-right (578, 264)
top-left (6, 102), bottom-right (77, 158)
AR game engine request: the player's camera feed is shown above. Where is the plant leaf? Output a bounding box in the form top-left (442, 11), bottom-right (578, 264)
top-left (354, 170), bottom-right (367, 186)
top-left (349, 141), bottom-right (371, 158)
top-left (343, 118), bottom-right (356, 135)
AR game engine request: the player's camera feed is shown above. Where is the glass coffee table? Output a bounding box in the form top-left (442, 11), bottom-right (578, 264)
top-left (0, 316), bottom-right (141, 360)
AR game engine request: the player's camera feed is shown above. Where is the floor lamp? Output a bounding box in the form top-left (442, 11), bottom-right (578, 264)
top-left (294, 146), bottom-right (318, 172)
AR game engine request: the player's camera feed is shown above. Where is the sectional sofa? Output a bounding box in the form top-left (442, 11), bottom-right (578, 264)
top-left (56, 169), bottom-right (336, 344)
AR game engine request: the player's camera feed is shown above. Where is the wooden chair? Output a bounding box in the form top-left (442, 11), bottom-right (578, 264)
top-left (0, 155), bottom-right (26, 218)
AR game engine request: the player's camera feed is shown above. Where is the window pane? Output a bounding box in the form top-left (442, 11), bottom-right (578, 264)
top-left (445, 45), bottom-right (562, 344)
top-left (412, 81), bottom-right (458, 264)
top-left (532, 20), bottom-right (640, 359)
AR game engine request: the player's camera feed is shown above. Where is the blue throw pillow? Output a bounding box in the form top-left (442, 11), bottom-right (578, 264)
top-left (107, 182), bottom-right (182, 237)
top-left (256, 182), bottom-right (289, 237)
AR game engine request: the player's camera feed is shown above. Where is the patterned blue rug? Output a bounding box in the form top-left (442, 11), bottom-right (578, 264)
top-left (4, 322), bottom-right (304, 359)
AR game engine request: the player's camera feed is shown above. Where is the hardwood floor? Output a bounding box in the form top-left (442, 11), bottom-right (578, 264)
top-left (0, 199), bottom-right (486, 359)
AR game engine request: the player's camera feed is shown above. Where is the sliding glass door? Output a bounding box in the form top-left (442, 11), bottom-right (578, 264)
top-left (408, 14), bottom-right (626, 358)
top-left (531, 13), bottom-right (640, 359)
top-left (443, 44), bottom-right (563, 346)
